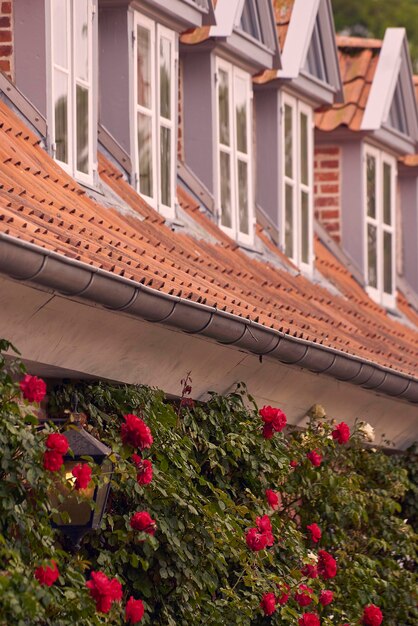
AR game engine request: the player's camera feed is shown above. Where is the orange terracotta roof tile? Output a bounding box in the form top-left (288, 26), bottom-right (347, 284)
top-left (273, 0), bottom-right (294, 51)
top-left (316, 38), bottom-right (380, 132)
top-left (0, 98), bottom-right (417, 378)
top-left (180, 0), bottom-right (217, 45)
top-left (254, 0), bottom-right (295, 84)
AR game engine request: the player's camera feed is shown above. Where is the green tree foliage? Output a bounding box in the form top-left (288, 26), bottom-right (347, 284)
top-left (333, 0), bottom-right (418, 68)
top-left (0, 341), bottom-right (417, 624)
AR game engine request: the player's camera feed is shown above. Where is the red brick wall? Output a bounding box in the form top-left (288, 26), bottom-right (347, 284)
top-left (314, 146), bottom-right (341, 244)
top-left (0, 1), bottom-right (13, 80)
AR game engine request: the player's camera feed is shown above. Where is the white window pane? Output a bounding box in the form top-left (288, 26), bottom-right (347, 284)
top-left (137, 26), bottom-right (152, 109)
top-left (54, 69), bottom-right (69, 164)
top-left (301, 191), bottom-right (309, 264)
top-left (53, 0), bottom-right (68, 69)
top-left (367, 223), bottom-right (377, 288)
top-left (138, 113), bottom-right (153, 197)
top-left (285, 183), bottom-right (293, 258)
top-left (76, 85), bottom-right (89, 174)
top-left (235, 77), bottom-right (247, 154)
top-left (160, 36), bottom-right (172, 120)
top-left (160, 126), bottom-right (171, 207)
top-left (75, 0), bottom-right (89, 82)
top-left (220, 151), bottom-right (232, 228)
top-left (384, 231), bottom-right (393, 294)
top-left (284, 104), bottom-right (293, 179)
top-left (383, 163), bottom-right (391, 226)
top-left (300, 112), bottom-right (309, 186)
top-left (238, 160), bottom-right (249, 234)
top-left (367, 154), bottom-right (376, 218)
top-left (218, 69), bottom-right (230, 146)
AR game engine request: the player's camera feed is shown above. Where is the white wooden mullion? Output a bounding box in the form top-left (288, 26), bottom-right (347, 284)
top-left (133, 13), bottom-right (157, 206)
top-left (364, 145), bottom-right (396, 306)
top-left (157, 23), bottom-right (176, 217)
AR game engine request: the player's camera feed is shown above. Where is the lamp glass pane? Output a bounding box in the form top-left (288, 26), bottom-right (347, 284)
top-left (51, 460), bottom-right (94, 526)
top-left (92, 459), bottom-right (113, 528)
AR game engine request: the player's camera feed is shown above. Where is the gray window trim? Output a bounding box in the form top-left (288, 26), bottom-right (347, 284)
top-left (131, 0), bottom-right (215, 29)
top-left (211, 0), bottom-right (281, 70)
top-left (98, 123), bottom-right (132, 175)
top-left (0, 72), bottom-right (47, 137)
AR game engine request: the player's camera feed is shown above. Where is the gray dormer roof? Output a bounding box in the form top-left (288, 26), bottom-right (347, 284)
top-left (182, 0), bottom-right (281, 72)
top-left (361, 28), bottom-right (418, 152)
top-left (255, 0), bottom-right (343, 106)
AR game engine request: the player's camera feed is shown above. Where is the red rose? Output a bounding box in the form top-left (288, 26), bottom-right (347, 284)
top-left (43, 450), bottom-right (64, 472)
top-left (136, 459), bottom-right (153, 486)
top-left (319, 590), bottom-right (333, 606)
top-left (276, 582), bottom-right (290, 605)
top-left (307, 450), bottom-right (322, 467)
top-left (34, 560), bottom-right (59, 586)
top-left (256, 515), bottom-right (272, 533)
top-left (246, 527), bottom-right (268, 551)
top-left (262, 423), bottom-right (275, 439)
top-left (265, 489), bottom-right (280, 510)
top-left (318, 550), bottom-right (338, 579)
top-left (125, 596), bottom-right (145, 623)
top-left (256, 515), bottom-right (274, 546)
top-left (260, 592), bottom-right (276, 616)
top-left (259, 406), bottom-right (287, 433)
top-left (86, 571), bottom-right (122, 614)
top-left (332, 422), bottom-right (350, 445)
top-left (20, 374), bottom-right (47, 403)
top-left (132, 453), bottom-right (142, 466)
top-left (121, 414), bottom-right (153, 450)
top-left (307, 523), bottom-right (321, 543)
top-left (290, 460), bottom-right (299, 468)
top-left (46, 433), bottom-right (69, 455)
top-left (298, 613), bottom-right (320, 626)
top-left (130, 512), bottom-right (156, 535)
top-left (259, 405), bottom-right (278, 422)
top-left (72, 463), bottom-right (92, 490)
top-left (362, 605), bottom-right (383, 626)
top-left (301, 564), bottom-right (318, 579)
top-left (295, 584), bottom-right (313, 607)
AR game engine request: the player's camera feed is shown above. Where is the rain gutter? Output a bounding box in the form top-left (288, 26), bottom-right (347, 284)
top-left (0, 233), bottom-right (417, 404)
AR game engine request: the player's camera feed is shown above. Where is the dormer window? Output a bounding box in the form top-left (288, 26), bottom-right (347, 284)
top-left (49, 0), bottom-right (94, 183)
top-left (133, 13), bottom-right (176, 217)
top-left (364, 146), bottom-right (396, 306)
top-left (305, 21), bottom-right (328, 84)
top-left (282, 93), bottom-right (313, 270)
top-left (216, 58), bottom-right (253, 244)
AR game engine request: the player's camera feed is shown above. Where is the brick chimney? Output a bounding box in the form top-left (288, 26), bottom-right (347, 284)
top-left (0, 1), bottom-right (13, 80)
top-left (314, 146), bottom-right (341, 244)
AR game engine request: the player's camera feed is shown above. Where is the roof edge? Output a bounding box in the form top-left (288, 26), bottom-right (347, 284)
top-left (0, 233), bottom-right (417, 404)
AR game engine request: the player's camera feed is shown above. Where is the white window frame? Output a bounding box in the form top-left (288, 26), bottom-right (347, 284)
top-left (215, 57), bottom-right (254, 246)
top-left (363, 145), bottom-right (396, 308)
top-left (281, 92), bottom-right (314, 272)
top-left (132, 13), bottom-right (176, 219)
top-left (48, 0), bottom-right (94, 185)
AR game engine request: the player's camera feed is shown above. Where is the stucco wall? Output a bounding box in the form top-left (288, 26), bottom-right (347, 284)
top-left (0, 275), bottom-right (416, 450)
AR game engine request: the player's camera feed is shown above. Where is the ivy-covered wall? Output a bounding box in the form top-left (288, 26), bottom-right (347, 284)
top-left (0, 340), bottom-right (416, 625)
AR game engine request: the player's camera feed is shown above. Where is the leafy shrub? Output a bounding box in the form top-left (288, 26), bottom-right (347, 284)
top-left (0, 340), bottom-right (416, 624)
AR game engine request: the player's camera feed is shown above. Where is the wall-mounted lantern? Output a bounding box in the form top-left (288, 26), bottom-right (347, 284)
top-left (50, 426), bottom-right (113, 549)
